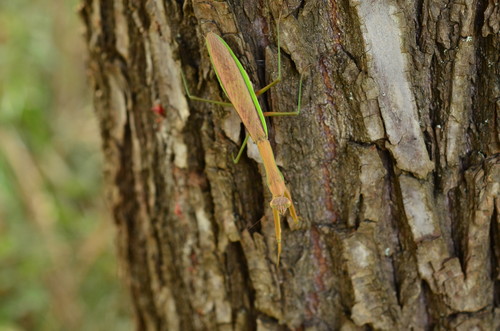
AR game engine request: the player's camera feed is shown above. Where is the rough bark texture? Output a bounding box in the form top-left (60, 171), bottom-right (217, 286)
top-left (80, 0), bottom-right (499, 330)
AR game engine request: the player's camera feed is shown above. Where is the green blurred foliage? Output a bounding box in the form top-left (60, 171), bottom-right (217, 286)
top-left (0, 0), bottom-right (132, 330)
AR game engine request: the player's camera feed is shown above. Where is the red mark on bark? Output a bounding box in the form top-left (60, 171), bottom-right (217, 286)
top-left (328, 0), bottom-right (344, 50)
top-left (315, 57), bottom-right (340, 223)
top-left (311, 226), bottom-right (328, 292)
top-left (174, 202), bottom-right (183, 218)
top-left (151, 104), bottom-right (166, 123)
top-left (304, 227), bottom-right (329, 318)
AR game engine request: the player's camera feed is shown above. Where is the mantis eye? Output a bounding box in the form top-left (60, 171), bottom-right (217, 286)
top-left (270, 197), bottom-right (291, 215)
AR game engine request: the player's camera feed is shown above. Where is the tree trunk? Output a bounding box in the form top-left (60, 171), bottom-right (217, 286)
top-left (79, 0), bottom-right (499, 329)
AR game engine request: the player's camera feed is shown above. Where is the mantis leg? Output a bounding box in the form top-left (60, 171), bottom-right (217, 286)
top-left (255, 20), bottom-right (282, 97)
top-left (232, 134), bottom-right (250, 164)
top-left (262, 71), bottom-right (304, 117)
top-left (181, 71), bottom-right (233, 107)
top-left (255, 74), bottom-right (281, 97)
top-left (272, 207), bottom-right (282, 264)
top-left (284, 187), bottom-right (298, 223)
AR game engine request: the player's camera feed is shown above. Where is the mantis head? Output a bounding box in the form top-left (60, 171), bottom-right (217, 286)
top-left (270, 196), bottom-right (291, 215)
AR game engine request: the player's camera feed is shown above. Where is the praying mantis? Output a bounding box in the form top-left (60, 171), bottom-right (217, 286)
top-left (181, 21), bottom-right (303, 263)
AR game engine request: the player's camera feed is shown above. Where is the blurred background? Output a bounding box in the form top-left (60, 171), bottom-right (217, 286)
top-left (0, 0), bottom-right (132, 330)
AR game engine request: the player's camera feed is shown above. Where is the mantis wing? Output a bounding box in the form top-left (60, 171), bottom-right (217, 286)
top-left (205, 33), bottom-right (268, 142)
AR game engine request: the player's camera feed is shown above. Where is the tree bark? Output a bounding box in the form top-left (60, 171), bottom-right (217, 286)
top-left (79, 0), bottom-right (499, 329)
